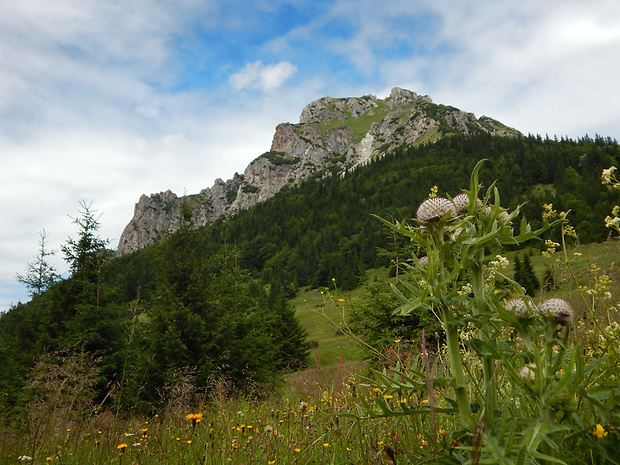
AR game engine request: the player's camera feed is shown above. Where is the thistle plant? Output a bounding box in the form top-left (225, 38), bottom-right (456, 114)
top-left (350, 160), bottom-right (620, 463)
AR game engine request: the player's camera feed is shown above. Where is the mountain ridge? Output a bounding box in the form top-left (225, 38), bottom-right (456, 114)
top-left (116, 87), bottom-right (521, 256)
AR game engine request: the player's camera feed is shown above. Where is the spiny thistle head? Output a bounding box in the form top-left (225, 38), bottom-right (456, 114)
top-left (505, 298), bottom-right (536, 318)
top-left (452, 193), bottom-right (470, 213)
top-left (538, 298), bottom-right (574, 324)
top-left (519, 364), bottom-right (536, 382)
top-left (452, 193), bottom-right (482, 213)
top-left (416, 197), bottom-right (455, 222)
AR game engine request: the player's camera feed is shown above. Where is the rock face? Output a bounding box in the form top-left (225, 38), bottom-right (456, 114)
top-left (116, 88), bottom-right (520, 255)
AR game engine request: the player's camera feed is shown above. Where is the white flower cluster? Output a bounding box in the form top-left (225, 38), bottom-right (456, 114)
top-left (601, 166), bottom-right (619, 187)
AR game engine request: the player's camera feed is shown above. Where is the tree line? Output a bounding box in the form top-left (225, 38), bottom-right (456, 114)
top-left (2, 133), bottom-right (620, 417)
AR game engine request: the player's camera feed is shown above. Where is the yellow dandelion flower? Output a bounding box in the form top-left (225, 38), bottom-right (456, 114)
top-left (117, 443), bottom-right (128, 452)
top-left (372, 387), bottom-right (382, 393)
top-left (592, 424), bottom-right (608, 439)
top-left (187, 440), bottom-right (192, 445)
top-left (421, 399), bottom-right (429, 405)
top-left (269, 461), bottom-right (275, 464)
top-left (323, 442), bottom-right (330, 447)
top-left (338, 298), bottom-right (345, 302)
top-left (384, 395), bottom-right (393, 400)
top-left (294, 448), bottom-right (301, 453)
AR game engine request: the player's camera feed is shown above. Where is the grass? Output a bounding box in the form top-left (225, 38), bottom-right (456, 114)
top-left (2, 241), bottom-right (619, 463)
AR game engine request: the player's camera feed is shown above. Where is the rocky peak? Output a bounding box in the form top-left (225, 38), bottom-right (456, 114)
top-left (115, 88), bottom-right (521, 256)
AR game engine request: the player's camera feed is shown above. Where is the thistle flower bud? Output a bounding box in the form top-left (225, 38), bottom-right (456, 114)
top-left (505, 298), bottom-right (536, 318)
top-left (538, 298), bottom-right (574, 324)
top-left (417, 256), bottom-right (429, 267)
top-left (416, 197), bottom-right (455, 222)
top-left (452, 193), bottom-right (482, 213)
top-left (519, 364), bottom-right (536, 382)
top-left (452, 193), bottom-right (470, 213)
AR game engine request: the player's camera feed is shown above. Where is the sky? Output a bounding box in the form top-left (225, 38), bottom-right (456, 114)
top-left (1, 0), bottom-right (620, 310)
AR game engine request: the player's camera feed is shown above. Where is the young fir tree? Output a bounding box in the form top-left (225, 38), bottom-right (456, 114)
top-left (521, 253), bottom-right (540, 296)
top-left (16, 228), bottom-right (59, 297)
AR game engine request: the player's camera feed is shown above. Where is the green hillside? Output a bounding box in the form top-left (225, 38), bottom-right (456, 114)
top-left (2, 133), bottom-right (620, 418)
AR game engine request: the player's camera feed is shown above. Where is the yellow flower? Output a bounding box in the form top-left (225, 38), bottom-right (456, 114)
top-left (46, 458), bottom-right (53, 462)
top-left (421, 399), bottom-right (429, 405)
top-left (323, 442), bottom-right (330, 447)
top-left (372, 387), bottom-right (382, 393)
top-left (384, 394), bottom-right (393, 400)
top-left (294, 448), bottom-right (301, 453)
top-left (186, 413), bottom-right (203, 422)
top-left (187, 440), bottom-right (192, 444)
top-left (269, 461), bottom-right (275, 464)
top-left (338, 298), bottom-right (345, 302)
top-left (117, 443), bottom-right (128, 452)
top-left (592, 424), bottom-right (608, 439)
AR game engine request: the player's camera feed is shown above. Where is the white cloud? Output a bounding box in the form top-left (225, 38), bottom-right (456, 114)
top-left (230, 61), bottom-right (297, 92)
top-left (3, 0), bottom-right (620, 311)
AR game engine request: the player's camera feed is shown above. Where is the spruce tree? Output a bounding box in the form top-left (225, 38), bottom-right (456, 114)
top-left (522, 253), bottom-right (540, 296)
top-left (16, 229), bottom-right (59, 296)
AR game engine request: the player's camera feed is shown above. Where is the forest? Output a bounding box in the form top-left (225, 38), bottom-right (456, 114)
top-left (1, 133), bottom-right (620, 418)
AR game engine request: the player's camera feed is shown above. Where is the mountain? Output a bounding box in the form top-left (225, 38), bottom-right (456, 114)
top-left (116, 87), bottom-right (520, 255)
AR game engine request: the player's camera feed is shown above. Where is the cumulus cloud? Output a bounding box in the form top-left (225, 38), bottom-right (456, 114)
top-left (230, 61), bottom-right (297, 92)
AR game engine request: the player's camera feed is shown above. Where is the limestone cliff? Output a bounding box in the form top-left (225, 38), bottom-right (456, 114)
top-left (116, 87), bottom-right (520, 255)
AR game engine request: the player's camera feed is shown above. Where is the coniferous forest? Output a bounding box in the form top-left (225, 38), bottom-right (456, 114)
top-left (1, 133), bottom-right (620, 418)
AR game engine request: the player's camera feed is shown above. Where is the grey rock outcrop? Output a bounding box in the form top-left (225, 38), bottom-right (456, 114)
top-left (116, 87), bottom-right (520, 255)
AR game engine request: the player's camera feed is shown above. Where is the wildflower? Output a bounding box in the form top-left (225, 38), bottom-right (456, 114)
top-left (417, 197), bottom-right (455, 222)
top-left (338, 298), bottom-right (345, 302)
top-left (186, 412), bottom-right (202, 422)
top-left (264, 425), bottom-right (274, 434)
top-left (394, 339), bottom-right (401, 343)
top-left (323, 442), bottom-right (330, 447)
top-left (592, 424), bottom-right (608, 439)
top-left (372, 387), bottom-right (382, 393)
top-left (17, 457), bottom-right (33, 462)
top-left (187, 440), bottom-right (192, 444)
top-left (421, 399), bottom-right (428, 404)
top-left (269, 461), bottom-right (276, 464)
top-left (46, 458), bottom-right (53, 462)
top-left (505, 297), bottom-right (536, 318)
top-left (519, 364), bottom-right (536, 382)
top-left (538, 298), bottom-right (574, 324)
top-left (294, 448), bottom-right (301, 453)
top-left (602, 166), bottom-right (617, 185)
top-left (542, 203), bottom-right (557, 219)
top-left (117, 443), bottom-right (128, 453)
top-left (452, 193), bottom-right (469, 212)
top-left (417, 255), bottom-right (429, 267)
top-left (384, 395), bottom-right (393, 400)
top-left (428, 185), bottom-right (438, 198)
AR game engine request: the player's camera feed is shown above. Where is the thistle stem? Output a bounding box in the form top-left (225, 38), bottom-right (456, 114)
top-left (443, 305), bottom-right (472, 425)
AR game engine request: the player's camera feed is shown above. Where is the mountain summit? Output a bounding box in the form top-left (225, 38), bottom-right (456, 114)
top-left (116, 88), bottom-right (520, 255)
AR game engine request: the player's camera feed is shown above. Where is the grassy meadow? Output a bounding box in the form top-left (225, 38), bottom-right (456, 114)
top-left (2, 239), bottom-right (620, 464)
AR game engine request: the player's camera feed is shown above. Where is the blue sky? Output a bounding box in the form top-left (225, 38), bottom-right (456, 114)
top-left (1, 0), bottom-right (620, 310)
